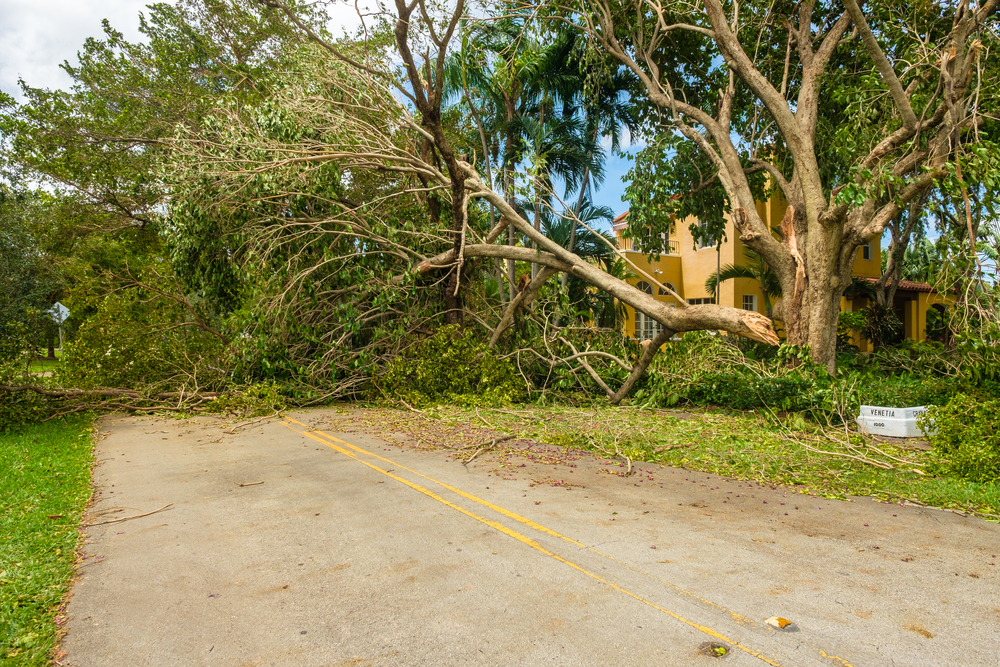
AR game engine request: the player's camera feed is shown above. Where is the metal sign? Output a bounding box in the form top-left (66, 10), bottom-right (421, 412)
top-left (49, 302), bottom-right (70, 324)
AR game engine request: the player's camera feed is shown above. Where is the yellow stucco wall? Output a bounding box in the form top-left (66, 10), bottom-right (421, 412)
top-left (614, 191), bottom-right (953, 346)
top-left (614, 229), bottom-right (685, 336)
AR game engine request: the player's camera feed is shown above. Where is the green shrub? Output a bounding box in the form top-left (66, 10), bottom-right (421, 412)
top-left (205, 381), bottom-right (287, 417)
top-left (922, 394), bottom-right (1000, 483)
top-left (0, 357), bottom-right (55, 432)
top-left (635, 333), bottom-right (995, 421)
top-left (634, 333), bottom-right (831, 413)
top-left (58, 289), bottom-right (224, 390)
top-left (837, 311), bottom-right (864, 354)
top-left (683, 371), bottom-right (820, 411)
top-left (0, 389), bottom-right (53, 433)
top-left (374, 325), bottom-right (523, 406)
top-left (858, 374), bottom-right (960, 409)
top-left (861, 304), bottom-right (904, 349)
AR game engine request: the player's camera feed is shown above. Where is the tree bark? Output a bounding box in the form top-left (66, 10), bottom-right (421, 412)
top-left (608, 328), bottom-right (673, 405)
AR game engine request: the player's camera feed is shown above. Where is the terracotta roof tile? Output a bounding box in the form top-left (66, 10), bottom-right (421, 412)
top-left (612, 210), bottom-right (630, 231)
top-left (860, 276), bottom-right (936, 292)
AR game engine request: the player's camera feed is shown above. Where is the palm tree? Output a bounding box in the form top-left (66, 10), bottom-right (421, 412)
top-left (447, 16), bottom-right (593, 289)
top-left (541, 200), bottom-right (617, 266)
top-left (705, 247), bottom-right (782, 318)
top-left (898, 236), bottom-right (946, 283)
top-left (541, 200), bottom-right (627, 326)
top-left (563, 66), bottom-right (639, 291)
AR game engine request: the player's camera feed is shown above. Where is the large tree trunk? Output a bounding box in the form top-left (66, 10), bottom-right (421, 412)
top-left (751, 205), bottom-right (849, 372)
top-left (803, 220), bottom-right (850, 372)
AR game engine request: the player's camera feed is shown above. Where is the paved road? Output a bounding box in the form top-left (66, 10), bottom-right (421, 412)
top-left (64, 411), bottom-right (1000, 666)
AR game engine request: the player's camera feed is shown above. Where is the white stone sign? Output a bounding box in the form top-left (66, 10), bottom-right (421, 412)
top-left (857, 405), bottom-right (934, 438)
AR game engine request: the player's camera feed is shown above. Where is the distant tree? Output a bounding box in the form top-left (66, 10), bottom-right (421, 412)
top-left (0, 187), bottom-right (61, 361)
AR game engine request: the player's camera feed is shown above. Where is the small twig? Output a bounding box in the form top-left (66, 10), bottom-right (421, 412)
top-left (483, 407), bottom-right (544, 422)
top-left (236, 481), bottom-right (264, 487)
top-left (224, 410), bottom-right (283, 434)
top-left (396, 399), bottom-right (436, 422)
top-left (862, 440), bottom-right (926, 467)
top-left (796, 438), bottom-right (895, 470)
top-left (653, 444), bottom-right (692, 454)
top-left (475, 407), bottom-right (504, 432)
top-left (463, 435), bottom-right (515, 466)
top-left (87, 503), bottom-right (173, 526)
top-left (398, 398), bottom-right (425, 414)
top-left (89, 507), bottom-right (128, 517)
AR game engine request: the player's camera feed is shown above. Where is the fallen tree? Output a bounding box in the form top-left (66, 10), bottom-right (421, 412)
top-left (158, 0), bottom-right (779, 402)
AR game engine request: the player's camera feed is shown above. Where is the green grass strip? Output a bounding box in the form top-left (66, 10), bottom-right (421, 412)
top-left (1, 417), bottom-right (94, 666)
top-left (358, 404), bottom-right (1000, 519)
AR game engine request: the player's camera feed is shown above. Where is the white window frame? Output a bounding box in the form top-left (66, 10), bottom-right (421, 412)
top-left (634, 311), bottom-right (665, 341)
top-left (696, 220), bottom-right (711, 249)
top-left (862, 242), bottom-right (872, 260)
top-left (742, 294), bottom-right (758, 312)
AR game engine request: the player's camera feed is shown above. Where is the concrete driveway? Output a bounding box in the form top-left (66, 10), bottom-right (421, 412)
top-left (63, 410), bottom-right (999, 666)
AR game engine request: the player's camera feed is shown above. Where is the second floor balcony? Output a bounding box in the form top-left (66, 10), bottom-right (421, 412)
top-left (620, 236), bottom-right (681, 255)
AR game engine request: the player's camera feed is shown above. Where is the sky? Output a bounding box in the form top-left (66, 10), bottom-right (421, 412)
top-left (0, 0), bottom-right (635, 216)
top-left (0, 0), bottom-right (372, 96)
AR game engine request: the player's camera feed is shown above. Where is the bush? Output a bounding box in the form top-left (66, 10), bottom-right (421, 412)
top-left (205, 382), bottom-right (287, 418)
top-left (634, 333), bottom-right (832, 413)
top-left (374, 325), bottom-right (524, 407)
top-left (922, 394), bottom-right (1000, 483)
top-left (861, 303), bottom-right (904, 349)
top-left (633, 333), bottom-right (999, 422)
top-left (0, 357), bottom-right (56, 432)
top-left (58, 288), bottom-right (224, 390)
top-left (858, 373), bottom-right (960, 409)
top-left (0, 389), bottom-right (53, 433)
top-left (837, 311), bottom-right (864, 354)
top-left (683, 371), bottom-right (820, 411)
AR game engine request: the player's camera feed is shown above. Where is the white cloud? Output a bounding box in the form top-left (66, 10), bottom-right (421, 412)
top-left (0, 0), bottom-right (150, 99)
top-left (0, 0), bottom-right (373, 101)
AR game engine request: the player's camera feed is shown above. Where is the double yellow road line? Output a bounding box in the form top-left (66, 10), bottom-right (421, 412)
top-left (280, 417), bottom-right (854, 667)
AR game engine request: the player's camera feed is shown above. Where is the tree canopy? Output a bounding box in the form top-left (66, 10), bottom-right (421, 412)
top-left (1, 0), bottom-right (999, 411)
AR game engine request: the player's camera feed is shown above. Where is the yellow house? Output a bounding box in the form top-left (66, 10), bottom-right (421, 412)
top-left (613, 198), bottom-right (950, 349)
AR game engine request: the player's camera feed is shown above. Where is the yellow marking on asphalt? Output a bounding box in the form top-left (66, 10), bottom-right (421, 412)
top-left (284, 417), bottom-right (759, 627)
top-left (818, 650), bottom-right (856, 667)
top-left (284, 417), bottom-right (584, 546)
top-left (290, 418), bottom-right (858, 666)
top-left (281, 420), bottom-right (786, 666)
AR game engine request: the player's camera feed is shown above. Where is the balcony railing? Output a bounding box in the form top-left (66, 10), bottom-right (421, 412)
top-left (620, 237), bottom-right (681, 255)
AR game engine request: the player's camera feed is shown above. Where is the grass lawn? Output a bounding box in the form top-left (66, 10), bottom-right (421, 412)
top-left (326, 404), bottom-right (1000, 519)
top-left (27, 351), bottom-right (61, 375)
top-left (1, 417), bottom-right (93, 666)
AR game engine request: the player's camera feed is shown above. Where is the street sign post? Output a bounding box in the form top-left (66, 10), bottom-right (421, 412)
top-left (48, 302), bottom-right (70, 354)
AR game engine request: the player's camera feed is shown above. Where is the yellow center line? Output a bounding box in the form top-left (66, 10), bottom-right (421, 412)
top-left (285, 418), bottom-right (759, 627)
top-left (281, 420), bottom-right (787, 666)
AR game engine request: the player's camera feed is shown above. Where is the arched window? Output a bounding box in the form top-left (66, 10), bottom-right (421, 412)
top-left (635, 280), bottom-right (653, 294)
top-left (658, 282), bottom-right (677, 296)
